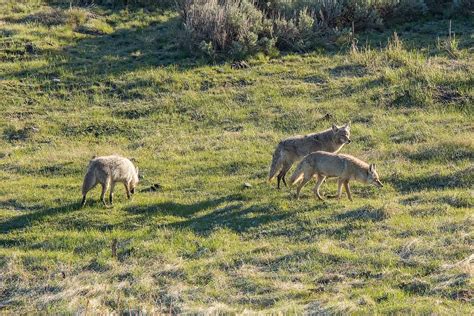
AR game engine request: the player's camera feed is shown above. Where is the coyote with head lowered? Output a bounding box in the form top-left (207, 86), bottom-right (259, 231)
top-left (269, 123), bottom-right (351, 189)
top-left (81, 155), bottom-right (139, 207)
top-left (290, 151), bottom-right (383, 200)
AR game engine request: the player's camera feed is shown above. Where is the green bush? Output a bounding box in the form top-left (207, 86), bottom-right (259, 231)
top-left (378, 0), bottom-right (428, 25)
top-left (44, 0), bottom-right (181, 9)
top-left (273, 8), bottom-right (317, 51)
top-left (452, 0), bottom-right (474, 15)
top-left (259, 0), bottom-right (429, 28)
top-left (182, 0), bottom-right (272, 59)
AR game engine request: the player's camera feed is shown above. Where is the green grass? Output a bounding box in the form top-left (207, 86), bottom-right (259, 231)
top-left (0, 2), bottom-right (473, 313)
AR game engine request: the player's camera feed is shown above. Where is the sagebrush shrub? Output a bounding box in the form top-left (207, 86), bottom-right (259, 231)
top-left (182, 0), bottom-right (271, 59)
top-left (273, 8), bottom-right (318, 51)
top-left (378, 0), bottom-right (428, 24)
top-left (45, 0), bottom-right (181, 7)
top-left (452, 0), bottom-right (474, 14)
top-left (179, 0), bottom-right (469, 58)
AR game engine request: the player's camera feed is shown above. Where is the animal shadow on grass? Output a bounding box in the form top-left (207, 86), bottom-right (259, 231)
top-left (0, 199), bottom-right (43, 212)
top-left (219, 201), bottom-right (387, 242)
top-left (334, 205), bottom-right (389, 222)
top-left (0, 202), bottom-right (80, 233)
top-left (125, 193), bottom-right (290, 235)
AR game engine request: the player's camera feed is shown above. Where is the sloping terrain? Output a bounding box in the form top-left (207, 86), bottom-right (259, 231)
top-left (0, 2), bottom-right (473, 313)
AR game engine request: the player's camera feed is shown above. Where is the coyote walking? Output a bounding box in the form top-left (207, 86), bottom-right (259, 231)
top-left (290, 151), bottom-right (383, 200)
top-left (81, 155), bottom-right (139, 207)
top-left (269, 123), bottom-right (351, 189)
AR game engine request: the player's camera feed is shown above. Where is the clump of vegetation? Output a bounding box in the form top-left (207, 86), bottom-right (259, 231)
top-left (272, 8), bottom-right (320, 52)
top-left (181, 0), bottom-right (274, 59)
top-left (45, 0), bottom-right (180, 7)
top-left (23, 6), bottom-right (69, 25)
top-left (76, 18), bottom-right (113, 35)
top-left (36, 0), bottom-right (473, 58)
top-left (349, 32), bottom-right (472, 109)
top-left (376, 0), bottom-right (428, 24)
top-left (178, 0), bottom-right (470, 58)
top-left (3, 124), bottom-right (39, 142)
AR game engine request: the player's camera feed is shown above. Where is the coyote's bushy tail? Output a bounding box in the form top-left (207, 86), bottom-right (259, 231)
top-left (82, 169), bottom-right (96, 195)
top-left (290, 161), bottom-right (306, 185)
top-left (268, 144), bottom-right (282, 181)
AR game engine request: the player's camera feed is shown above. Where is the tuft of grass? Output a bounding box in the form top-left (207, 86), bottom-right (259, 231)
top-left (76, 18), bottom-right (113, 35)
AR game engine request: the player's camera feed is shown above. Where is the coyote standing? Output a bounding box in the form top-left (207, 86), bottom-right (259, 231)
top-left (290, 151), bottom-right (383, 200)
top-left (81, 155), bottom-right (139, 207)
top-left (269, 123), bottom-right (351, 189)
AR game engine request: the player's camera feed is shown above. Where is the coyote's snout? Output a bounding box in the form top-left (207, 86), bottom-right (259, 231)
top-left (269, 123), bottom-right (351, 189)
top-left (290, 151), bottom-right (382, 200)
top-left (81, 155), bottom-right (139, 207)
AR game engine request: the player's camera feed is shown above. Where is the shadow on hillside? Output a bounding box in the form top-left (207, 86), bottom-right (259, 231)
top-left (125, 193), bottom-right (289, 235)
top-left (0, 202), bottom-right (81, 233)
top-left (388, 167), bottom-right (473, 193)
top-left (6, 13), bottom-right (197, 95)
top-left (405, 143), bottom-right (474, 162)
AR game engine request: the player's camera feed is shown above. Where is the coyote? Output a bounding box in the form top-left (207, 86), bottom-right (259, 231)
top-left (81, 155), bottom-right (139, 207)
top-left (290, 151), bottom-right (383, 200)
top-left (269, 123), bottom-right (351, 189)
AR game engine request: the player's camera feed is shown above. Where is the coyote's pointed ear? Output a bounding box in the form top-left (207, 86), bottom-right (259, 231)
top-left (332, 124), bottom-right (338, 132)
top-left (369, 164), bottom-right (376, 172)
top-left (344, 121), bottom-right (351, 128)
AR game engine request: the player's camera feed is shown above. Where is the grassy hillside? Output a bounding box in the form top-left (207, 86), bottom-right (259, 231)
top-left (0, 2), bottom-right (473, 313)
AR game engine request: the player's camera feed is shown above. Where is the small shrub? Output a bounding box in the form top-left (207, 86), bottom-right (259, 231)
top-left (453, 0), bottom-right (474, 13)
top-left (182, 0), bottom-right (272, 59)
top-left (341, 0), bottom-right (382, 30)
top-left (378, 0), bottom-right (428, 25)
top-left (425, 0), bottom-right (474, 16)
top-left (424, 0), bottom-right (452, 14)
top-left (273, 8), bottom-right (319, 51)
top-left (65, 7), bottom-right (89, 27)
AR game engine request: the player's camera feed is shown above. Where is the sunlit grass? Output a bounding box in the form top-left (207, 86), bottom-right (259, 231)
top-left (0, 2), bottom-right (472, 314)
